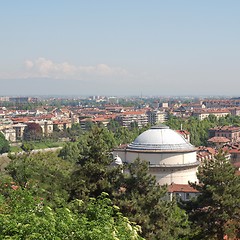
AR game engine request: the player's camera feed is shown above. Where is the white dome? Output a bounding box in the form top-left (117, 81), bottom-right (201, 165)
top-left (127, 125), bottom-right (195, 151)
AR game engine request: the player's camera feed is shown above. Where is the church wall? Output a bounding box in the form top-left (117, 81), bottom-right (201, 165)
top-left (152, 167), bottom-right (198, 185)
top-left (113, 149), bottom-right (198, 185)
top-left (124, 151), bottom-right (196, 165)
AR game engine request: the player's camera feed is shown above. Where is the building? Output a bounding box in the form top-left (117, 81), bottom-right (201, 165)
top-left (147, 110), bottom-right (167, 125)
top-left (197, 146), bottom-right (217, 162)
top-left (176, 129), bottom-right (190, 142)
top-left (207, 136), bottom-right (230, 148)
top-left (13, 123), bottom-right (27, 140)
top-left (203, 99), bottom-right (240, 108)
top-left (168, 183), bottom-right (199, 201)
top-left (115, 111), bottom-right (148, 128)
top-left (9, 97), bottom-right (38, 103)
top-left (159, 102), bottom-right (169, 108)
top-left (35, 120), bottom-right (53, 136)
top-left (0, 97), bottom-right (10, 102)
top-left (1, 128), bottom-right (16, 142)
top-left (222, 143), bottom-right (240, 164)
top-left (192, 109), bottom-right (230, 120)
top-left (228, 107), bottom-right (240, 116)
top-left (53, 120), bottom-right (71, 131)
top-left (209, 126), bottom-right (240, 143)
top-left (113, 124), bottom-right (199, 185)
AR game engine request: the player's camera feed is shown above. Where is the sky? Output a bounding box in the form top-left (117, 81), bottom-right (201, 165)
top-left (1, 1), bottom-right (240, 97)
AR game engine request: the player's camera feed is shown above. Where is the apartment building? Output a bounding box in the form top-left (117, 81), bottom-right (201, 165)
top-left (115, 111), bottom-right (148, 128)
top-left (192, 109), bottom-right (230, 120)
top-left (203, 99), bottom-right (240, 108)
top-left (228, 107), bottom-right (240, 116)
top-left (209, 126), bottom-right (240, 143)
top-left (147, 110), bottom-right (167, 125)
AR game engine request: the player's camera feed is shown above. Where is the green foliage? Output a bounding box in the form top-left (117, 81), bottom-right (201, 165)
top-left (107, 119), bottom-right (121, 132)
top-left (113, 159), bottom-right (191, 240)
top-left (59, 125), bottom-right (118, 164)
top-left (6, 151), bottom-right (74, 207)
top-left (23, 122), bottom-right (43, 141)
top-left (58, 142), bottom-right (80, 162)
top-left (0, 132), bottom-right (10, 154)
top-left (66, 123), bottom-right (83, 140)
top-left (69, 126), bottom-right (119, 200)
top-left (79, 126), bottom-right (111, 163)
top-left (29, 140), bottom-right (65, 149)
top-left (189, 151), bottom-right (240, 239)
top-left (9, 145), bottom-right (22, 153)
top-left (0, 123), bottom-right (196, 239)
top-left (21, 142), bottom-right (34, 152)
top-left (113, 126), bottom-right (139, 145)
top-left (107, 119), bottom-right (150, 146)
top-left (166, 115), bottom-right (240, 146)
top-left (0, 189), bottom-right (143, 240)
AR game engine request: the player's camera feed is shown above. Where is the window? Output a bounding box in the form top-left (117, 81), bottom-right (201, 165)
top-left (176, 193), bottom-right (182, 200)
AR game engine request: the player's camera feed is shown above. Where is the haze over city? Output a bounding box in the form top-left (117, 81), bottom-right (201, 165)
top-left (1, 1), bottom-right (240, 96)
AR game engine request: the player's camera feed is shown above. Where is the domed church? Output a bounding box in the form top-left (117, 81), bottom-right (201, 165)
top-left (113, 124), bottom-right (199, 185)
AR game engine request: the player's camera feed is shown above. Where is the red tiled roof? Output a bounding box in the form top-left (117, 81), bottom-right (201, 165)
top-left (120, 111), bottom-right (146, 115)
top-left (80, 118), bottom-right (92, 122)
top-left (209, 126), bottom-right (240, 132)
top-left (193, 109), bottom-right (230, 114)
top-left (92, 117), bottom-right (109, 122)
top-left (208, 136), bottom-right (230, 143)
top-left (168, 183), bottom-right (199, 193)
top-left (197, 146), bottom-right (218, 161)
top-left (205, 147), bottom-right (217, 155)
top-left (228, 149), bottom-right (240, 153)
top-left (176, 130), bottom-right (190, 135)
top-left (11, 117), bottom-right (30, 123)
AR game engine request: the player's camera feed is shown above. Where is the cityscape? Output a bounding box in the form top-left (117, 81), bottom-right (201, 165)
top-left (1, 1), bottom-right (240, 239)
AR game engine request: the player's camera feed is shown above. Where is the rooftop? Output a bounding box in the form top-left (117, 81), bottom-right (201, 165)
top-left (207, 136), bottom-right (230, 143)
top-left (168, 183), bottom-right (199, 193)
top-left (127, 125), bottom-right (195, 152)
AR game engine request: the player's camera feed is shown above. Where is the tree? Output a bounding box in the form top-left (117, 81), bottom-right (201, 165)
top-left (114, 126), bottom-right (137, 145)
top-left (113, 158), bottom-right (191, 240)
top-left (21, 142), bottom-right (34, 152)
top-left (23, 122), bottom-right (43, 141)
top-left (66, 123), bottom-right (83, 141)
top-left (58, 142), bottom-right (80, 162)
top-left (0, 132), bottom-right (10, 154)
top-left (69, 126), bottom-right (119, 200)
top-left (6, 151), bottom-right (74, 207)
top-left (0, 187), bottom-right (144, 240)
top-left (107, 119), bottom-right (120, 132)
top-left (189, 151), bottom-right (240, 239)
top-left (130, 121), bottom-right (138, 129)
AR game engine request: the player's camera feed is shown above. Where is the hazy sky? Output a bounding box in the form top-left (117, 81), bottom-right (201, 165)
top-left (1, 1), bottom-right (240, 96)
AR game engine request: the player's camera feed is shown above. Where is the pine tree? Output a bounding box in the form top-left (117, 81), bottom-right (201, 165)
top-left (189, 151), bottom-right (240, 239)
top-left (58, 142), bottom-right (80, 162)
top-left (113, 158), bottom-right (190, 240)
top-left (69, 126), bottom-right (120, 200)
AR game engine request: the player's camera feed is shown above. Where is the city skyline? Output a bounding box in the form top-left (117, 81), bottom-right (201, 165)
top-left (1, 1), bottom-right (240, 96)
